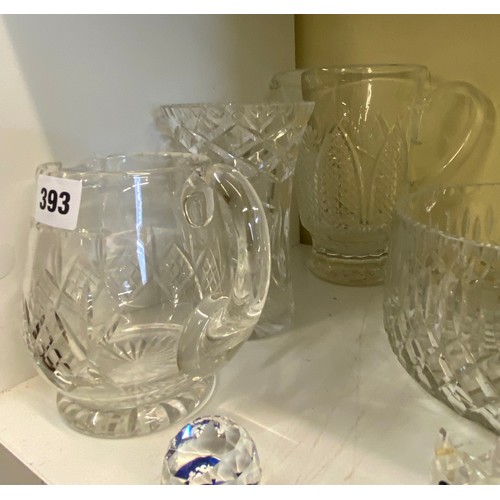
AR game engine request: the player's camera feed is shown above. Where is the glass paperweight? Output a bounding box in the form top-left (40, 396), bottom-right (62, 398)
top-left (432, 428), bottom-right (500, 484)
top-left (161, 415), bottom-right (262, 485)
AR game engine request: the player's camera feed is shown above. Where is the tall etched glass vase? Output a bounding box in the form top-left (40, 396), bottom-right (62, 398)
top-left (156, 102), bottom-right (314, 336)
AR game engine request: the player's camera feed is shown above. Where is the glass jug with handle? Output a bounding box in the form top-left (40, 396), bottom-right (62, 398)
top-left (272, 64), bottom-right (493, 285)
top-left (22, 152), bottom-right (270, 438)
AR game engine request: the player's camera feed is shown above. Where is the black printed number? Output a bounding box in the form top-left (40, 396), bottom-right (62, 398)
top-left (39, 188), bottom-right (71, 215)
top-left (58, 191), bottom-right (71, 215)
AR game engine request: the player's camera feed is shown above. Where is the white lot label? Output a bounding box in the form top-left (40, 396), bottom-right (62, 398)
top-left (35, 175), bottom-right (83, 230)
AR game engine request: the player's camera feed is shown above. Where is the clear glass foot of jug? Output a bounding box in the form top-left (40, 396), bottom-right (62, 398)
top-left (56, 376), bottom-right (216, 438)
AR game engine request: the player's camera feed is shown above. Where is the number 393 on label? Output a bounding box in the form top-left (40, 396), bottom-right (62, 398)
top-left (34, 175), bottom-right (83, 230)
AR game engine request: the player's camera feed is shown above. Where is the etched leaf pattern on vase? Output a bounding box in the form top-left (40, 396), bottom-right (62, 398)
top-left (301, 110), bottom-right (406, 230)
top-left (368, 119), bottom-right (407, 226)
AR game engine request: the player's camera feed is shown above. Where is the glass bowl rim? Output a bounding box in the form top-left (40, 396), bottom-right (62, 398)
top-left (394, 182), bottom-right (500, 250)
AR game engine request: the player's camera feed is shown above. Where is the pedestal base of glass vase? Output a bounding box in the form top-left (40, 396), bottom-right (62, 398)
top-left (253, 304), bottom-right (294, 338)
top-left (56, 376), bottom-right (216, 439)
top-left (308, 248), bottom-right (386, 286)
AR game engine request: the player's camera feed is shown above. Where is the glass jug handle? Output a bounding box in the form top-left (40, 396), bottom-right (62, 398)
top-left (177, 163), bottom-right (271, 377)
top-left (410, 81), bottom-right (494, 188)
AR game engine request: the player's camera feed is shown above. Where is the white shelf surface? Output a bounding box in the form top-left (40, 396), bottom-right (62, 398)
top-left (0, 244), bottom-right (495, 485)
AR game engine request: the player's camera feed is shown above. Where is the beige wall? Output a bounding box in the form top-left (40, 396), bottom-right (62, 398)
top-left (295, 14), bottom-right (500, 184)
